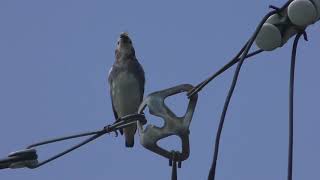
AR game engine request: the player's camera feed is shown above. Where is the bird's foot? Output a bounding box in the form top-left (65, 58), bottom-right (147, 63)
top-left (113, 130), bottom-right (119, 137)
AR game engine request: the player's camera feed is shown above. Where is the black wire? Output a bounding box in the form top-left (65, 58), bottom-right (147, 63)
top-left (171, 161), bottom-right (177, 180)
top-left (29, 132), bottom-right (105, 168)
top-left (187, 47), bottom-right (264, 98)
top-left (27, 130), bottom-right (103, 149)
top-left (207, 10), bottom-right (277, 180)
top-left (187, 41), bottom-right (249, 97)
top-left (26, 113), bottom-right (145, 146)
top-left (189, 0), bottom-right (295, 100)
top-left (288, 33), bottom-right (302, 180)
top-left (27, 114), bottom-right (146, 149)
top-left (23, 114), bottom-right (147, 169)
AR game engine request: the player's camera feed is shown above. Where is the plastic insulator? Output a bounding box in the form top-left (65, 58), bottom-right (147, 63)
top-left (255, 23), bottom-right (282, 51)
top-left (288, 0), bottom-right (318, 26)
top-left (311, 0), bottom-right (320, 20)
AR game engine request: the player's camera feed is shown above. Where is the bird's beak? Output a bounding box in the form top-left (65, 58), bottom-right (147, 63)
top-left (120, 32), bottom-right (130, 40)
top-left (120, 32), bottom-right (129, 37)
top-left (118, 33), bottom-right (132, 46)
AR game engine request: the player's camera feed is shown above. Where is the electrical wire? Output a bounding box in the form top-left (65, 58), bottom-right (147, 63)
top-left (0, 114), bottom-right (146, 169)
top-left (207, 1), bottom-right (295, 178)
top-left (287, 33), bottom-right (302, 180)
top-left (188, 0), bottom-right (295, 99)
top-left (187, 47), bottom-right (263, 98)
top-left (171, 161), bottom-right (177, 180)
top-left (27, 130), bottom-right (104, 149)
top-left (29, 132), bottom-right (105, 169)
top-left (207, 10), bottom-right (278, 180)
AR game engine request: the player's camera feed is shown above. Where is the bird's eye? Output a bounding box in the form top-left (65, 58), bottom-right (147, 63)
top-left (117, 41), bottom-right (120, 45)
top-left (129, 40), bottom-right (132, 44)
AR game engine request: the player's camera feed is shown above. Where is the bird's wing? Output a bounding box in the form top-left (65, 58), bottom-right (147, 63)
top-left (108, 66), bottom-right (123, 135)
top-left (110, 91), bottom-right (119, 120)
top-left (129, 59), bottom-right (145, 102)
top-left (110, 91), bottom-right (123, 135)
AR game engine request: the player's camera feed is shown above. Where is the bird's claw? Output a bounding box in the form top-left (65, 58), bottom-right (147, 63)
top-left (113, 130), bottom-right (119, 137)
top-left (302, 31), bottom-right (308, 41)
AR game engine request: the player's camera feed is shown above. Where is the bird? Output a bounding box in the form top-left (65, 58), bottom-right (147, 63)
top-left (108, 32), bottom-right (145, 148)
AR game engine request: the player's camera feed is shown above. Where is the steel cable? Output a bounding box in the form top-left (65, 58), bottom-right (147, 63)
top-left (287, 33), bottom-right (302, 180)
top-left (207, 10), bottom-right (278, 180)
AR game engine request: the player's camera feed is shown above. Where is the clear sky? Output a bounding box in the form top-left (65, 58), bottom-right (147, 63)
top-left (0, 0), bottom-right (319, 180)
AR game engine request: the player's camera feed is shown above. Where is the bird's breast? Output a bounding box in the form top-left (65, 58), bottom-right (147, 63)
top-left (111, 72), bottom-right (142, 117)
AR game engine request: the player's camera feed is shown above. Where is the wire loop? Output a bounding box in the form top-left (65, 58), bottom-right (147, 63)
top-left (0, 113), bottom-right (146, 169)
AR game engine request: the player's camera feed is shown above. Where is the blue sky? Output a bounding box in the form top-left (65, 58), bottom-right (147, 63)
top-left (0, 0), bottom-right (319, 179)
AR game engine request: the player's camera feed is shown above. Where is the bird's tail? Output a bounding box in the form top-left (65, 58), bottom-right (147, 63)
top-left (124, 124), bottom-right (137, 148)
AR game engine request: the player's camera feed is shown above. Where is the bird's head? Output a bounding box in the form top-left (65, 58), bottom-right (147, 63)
top-left (115, 32), bottom-right (136, 61)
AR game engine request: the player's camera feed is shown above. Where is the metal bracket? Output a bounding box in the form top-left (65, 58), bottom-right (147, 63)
top-left (137, 84), bottom-right (198, 162)
top-left (0, 149), bottom-right (38, 169)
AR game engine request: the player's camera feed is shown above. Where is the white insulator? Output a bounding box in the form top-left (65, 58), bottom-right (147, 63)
top-left (255, 23), bottom-right (282, 51)
top-left (266, 13), bottom-right (283, 24)
top-left (311, 0), bottom-right (320, 20)
top-left (288, 0), bottom-right (318, 26)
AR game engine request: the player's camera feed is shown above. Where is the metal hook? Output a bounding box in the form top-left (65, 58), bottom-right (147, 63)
top-left (137, 84), bottom-right (198, 162)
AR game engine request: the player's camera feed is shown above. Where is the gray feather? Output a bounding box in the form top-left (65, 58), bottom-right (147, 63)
top-left (108, 33), bottom-right (145, 147)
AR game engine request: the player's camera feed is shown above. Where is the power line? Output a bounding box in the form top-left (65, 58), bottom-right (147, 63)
top-left (207, 10), bottom-right (278, 180)
top-left (287, 32), bottom-right (304, 180)
top-left (0, 114), bottom-right (146, 169)
top-left (187, 47), bottom-right (264, 98)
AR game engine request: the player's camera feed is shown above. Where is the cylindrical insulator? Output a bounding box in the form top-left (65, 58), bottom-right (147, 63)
top-left (255, 23), bottom-right (282, 51)
top-left (288, 0), bottom-right (318, 26)
top-left (255, 14), bottom-right (286, 51)
top-left (311, 0), bottom-right (320, 20)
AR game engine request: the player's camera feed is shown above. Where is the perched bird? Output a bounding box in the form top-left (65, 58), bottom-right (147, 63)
top-left (108, 32), bottom-right (145, 148)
